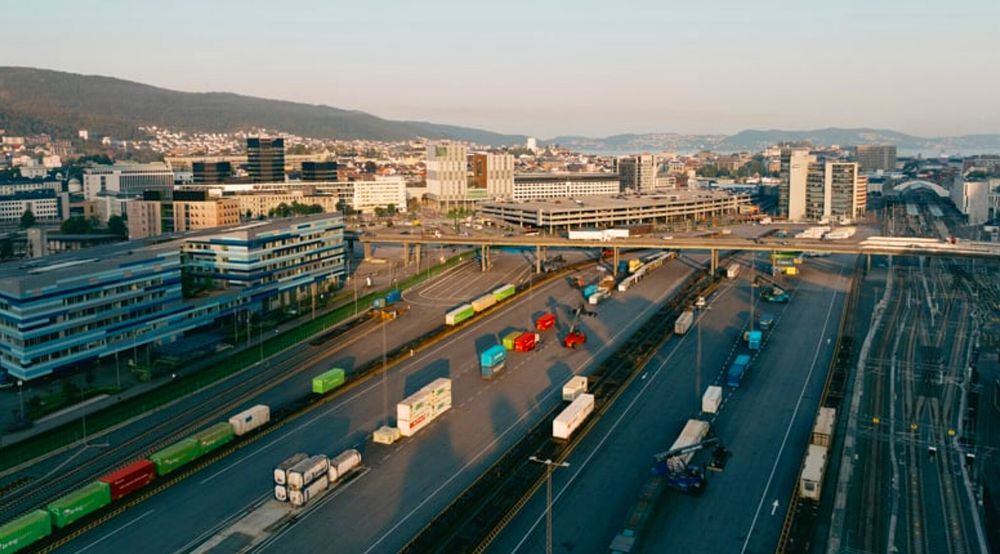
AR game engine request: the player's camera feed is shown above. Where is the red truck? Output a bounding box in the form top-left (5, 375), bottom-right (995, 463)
top-left (514, 332), bottom-right (540, 352)
top-left (563, 331), bottom-right (587, 349)
top-left (535, 313), bottom-right (556, 331)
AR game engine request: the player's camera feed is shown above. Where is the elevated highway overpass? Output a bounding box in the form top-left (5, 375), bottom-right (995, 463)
top-left (354, 232), bottom-right (1000, 273)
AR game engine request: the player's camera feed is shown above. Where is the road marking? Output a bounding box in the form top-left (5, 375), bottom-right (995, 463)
top-left (771, 499), bottom-right (780, 516)
top-left (363, 270), bottom-right (687, 554)
top-left (739, 261), bottom-right (846, 553)
top-left (508, 277), bottom-right (734, 553)
top-left (75, 509), bottom-right (155, 553)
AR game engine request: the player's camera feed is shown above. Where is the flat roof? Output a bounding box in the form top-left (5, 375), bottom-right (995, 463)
top-left (483, 190), bottom-right (745, 212)
top-left (0, 213), bottom-right (342, 295)
top-left (513, 172), bottom-right (617, 183)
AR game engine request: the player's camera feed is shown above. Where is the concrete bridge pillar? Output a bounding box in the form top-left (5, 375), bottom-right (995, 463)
top-left (413, 243), bottom-right (422, 266)
top-left (710, 249), bottom-right (719, 275)
top-left (613, 247), bottom-right (620, 276)
top-left (362, 241), bottom-right (372, 260)
top-left (536, 245), bottom-right (542, 274)
top-left (480, 245), bottom-right (490, 272)
top-left (402, 242), bottom-right (411, 266)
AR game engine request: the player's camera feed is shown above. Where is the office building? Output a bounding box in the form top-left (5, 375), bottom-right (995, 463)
top-left (779, 147), bottom-right (815, 221)
top-left (82, 163), bottom-right (175, 200)
top-left (173, 196), bottom-right (241, 232)
top-left (0, 214), bottom-right (345, 381)
top-left (0, 176), bottom-right (61, 196)
top-left (481, 191), bottom-right (750, 232)
top-left (951, 176), bottom-right (990, 226)
top-left (352, 178), bottom-right (407, 214)
top-left (192, 160), bottom-right (233, 184)
top-left (0, 189), bottom-right (70, 225)
top-left (618, 154), bottom-right (658, 192)
top-left (247, 137), bottom-right (285, 182)
top-left (855, 145), bottom-right (897, 172)
top-left (126, 200), bottom-right (164, 239)
top-left (470, 153), bottom-right (515, 199)
top-left (301, 161), bottom-right (339, 182)
top-left (512, 173), bottom-right (620, 201)
top-left (803, 161), bottom-right (866, 223)
top-left (426, 142), bottom-right (470, 208)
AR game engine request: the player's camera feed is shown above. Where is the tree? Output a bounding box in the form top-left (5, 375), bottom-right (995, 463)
top-left (107, 215), bottom-right (128, 239)
top-left (0, 239), bottom-right (13, 260)
top-left (374, 206), bottom-right (386, 218)
top-left (245, 209), bottom-right (254, 220)
top-left (19, 209), bottom-right (36, 229)
top-left (364, 161), bottom-right (378, 174)
top-left (61, 217), bottom-right (94, 234)
top-left (386, 204), bottom-right (398, 215)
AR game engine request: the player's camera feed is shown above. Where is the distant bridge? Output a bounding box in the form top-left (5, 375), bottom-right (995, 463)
top-left (355, 232), bottom-right (1000, 273)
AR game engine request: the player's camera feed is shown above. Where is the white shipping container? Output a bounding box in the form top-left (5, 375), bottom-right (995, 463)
top-left (562, 376), bottom-right (588, 401)
top-left (287, 455), bottom-right (330, 491)
top-left (329, 449), bottom-right (362, 482)
top-left (229, 404), bottom-right (271, 436)
top-left (471, 294), bottom-right (497, 312)
top-left (799, 444), bottom-right (828, 501)
top-left (667, 419), bottom-right (710, 473)
top-left (273, 453), bottom-right (308, 485)
top-left (725, 263), bottom-right (740, 280)
top-left (674, 310), bottom-right (694, 335)
top-left (553, 393), bottom-right (595, 439)
top-left (701, 386), bottom-right (723, 414)
top-left (397, 389), bottom-right (434, 421)
top-left (274, 485), bottom-right (288, 502)
top-left (373, 425), bottom-right (401, 445)
top-left (289, 475), bottom-right (330, 507)
top-left (811, 407), bottom-right (836, 447)
top-left (568, 229), bottom-right (605, 241)
top-left (604, 229), bottom-right (630, 239)
top-left (423, 377), bottom-right (452, 398)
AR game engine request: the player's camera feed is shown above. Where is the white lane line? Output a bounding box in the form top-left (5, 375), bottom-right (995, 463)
top-left (509, 281), bottom-right (738, 553)
top-left (201, 270), bottom-right (578, 483)
top-left (74, 509), bottom-right (155, 553)
top-left (739, 261), bottom-right (847, 553)
top-left (362, 271), bottom-right (687, 554)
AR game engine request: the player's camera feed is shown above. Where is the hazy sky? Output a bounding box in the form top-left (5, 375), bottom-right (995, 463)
top-left (4, 0), bottom-right (999, 137)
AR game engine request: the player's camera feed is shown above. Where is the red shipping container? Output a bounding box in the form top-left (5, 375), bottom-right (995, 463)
top-left (514, 332), bottom-right (538, 352)
top-left (100, 459), bottom-right (156, 501)
top-left (535, 313), bottom-right (556, 331)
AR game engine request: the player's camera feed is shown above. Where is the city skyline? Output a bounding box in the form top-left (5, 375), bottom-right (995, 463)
top-left (4, 0), bottom-right (999, 138)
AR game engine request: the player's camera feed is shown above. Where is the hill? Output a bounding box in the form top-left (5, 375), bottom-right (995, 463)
top-left (0, 67), bottom-right (525, 145)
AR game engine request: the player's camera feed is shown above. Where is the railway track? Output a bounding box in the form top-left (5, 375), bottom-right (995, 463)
top-left (0, 314), bottom-right (380, 525)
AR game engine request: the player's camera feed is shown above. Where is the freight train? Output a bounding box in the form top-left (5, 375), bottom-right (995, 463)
top-left (444, 283), bottom-right (516, 326)
top-left (0, 404), bottom-right (271, 553)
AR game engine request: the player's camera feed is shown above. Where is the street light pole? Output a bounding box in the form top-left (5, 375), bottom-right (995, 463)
top-left (17, 380), bottom-right (24, 422)
top-left (528, 456), bottom-right (570, 554)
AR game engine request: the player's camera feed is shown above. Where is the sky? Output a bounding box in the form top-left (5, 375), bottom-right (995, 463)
top-left (3, 0), bottom-right (1000, 138)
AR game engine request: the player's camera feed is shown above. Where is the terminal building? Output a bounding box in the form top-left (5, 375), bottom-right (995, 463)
top-left (0, 214), bottom-right (345, 381)
top-left (480, 190), bottom-right (750, 232)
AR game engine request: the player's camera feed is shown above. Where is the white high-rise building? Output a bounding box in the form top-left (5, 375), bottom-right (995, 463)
top-left (526, 137), bottom-right (538, 152)
top-left (352, 177), bottom-right (408, 214)
top-left (617, 154), bottom-right (657, 192)
top-left (779, 147), bottom-right (814, 221)
top-left (426, 142), bottom-right (469, 208)
top-left (951, 176), bottom-right (990, 226)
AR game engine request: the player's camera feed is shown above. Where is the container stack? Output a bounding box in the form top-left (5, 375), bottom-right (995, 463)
top-left (397, 378), bottom-right (452, 437)
top-left (286, 455), bottom-right (330, 507)
top-left (273, 453), bottom-right (308, 502)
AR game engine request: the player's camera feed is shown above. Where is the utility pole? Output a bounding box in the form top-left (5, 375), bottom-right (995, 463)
top-left (529, 456), bottom-right (570, 554)
top-left (17, 380), bottom-right (24, 422)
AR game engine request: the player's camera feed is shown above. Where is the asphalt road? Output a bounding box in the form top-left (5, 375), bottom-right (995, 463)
top-left (59, 252), bottom-right (702, 553)
top-left (486, 253), bottom-right (855, 554)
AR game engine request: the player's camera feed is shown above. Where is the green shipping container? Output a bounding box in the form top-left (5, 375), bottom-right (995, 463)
top-left (0, 510), bottom-right (51, 553)
top-left (492, 284), bottom-right (516, 302)
top-left (150, 438), bottom-right (202, 476)
top-left (193, 422), bottom-right (235, 455)
top-left (502, 331), bottom-right (523, 350)
top-left (47, 481), bottom-right (111, 529)
top-left (313, 368), bottom-right (346, 394)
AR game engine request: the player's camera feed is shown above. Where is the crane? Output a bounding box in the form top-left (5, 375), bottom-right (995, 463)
top-left (562, 304), bottom-right (588, 349)
top-left (651, 437), bottom-right (724, 493)
top-left (754, 274), bottom-right (790, 303)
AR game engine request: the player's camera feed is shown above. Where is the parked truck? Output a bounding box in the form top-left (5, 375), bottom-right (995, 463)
top-left (746, 330), bottom-right (762, 350)
top-left (513, 332), bottom-right (540, 352)
top-left (535, 312), bottom-right (556, 331)
top-left (674, 310), bottom-right (694, 335)
top-left (727, 354), bottom-right (751, 387)
top-left (480, 344), bottom-right (507, 379)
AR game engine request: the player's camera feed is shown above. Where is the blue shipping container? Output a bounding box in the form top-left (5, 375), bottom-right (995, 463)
top-left (748, 330), bottom-right (763, 351)
top-left (385, 290), bottom-right (402, 305)
top-left (727, 354), bottom-right (751, 387)
top-left (583, 284), bottom-right (599, 297)
top-left (372, 298), bottom-right (386, 309)
top-left (618, 261), bottom-right (628, 273)
top-left (480, 345), bottom-right (507, 378)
